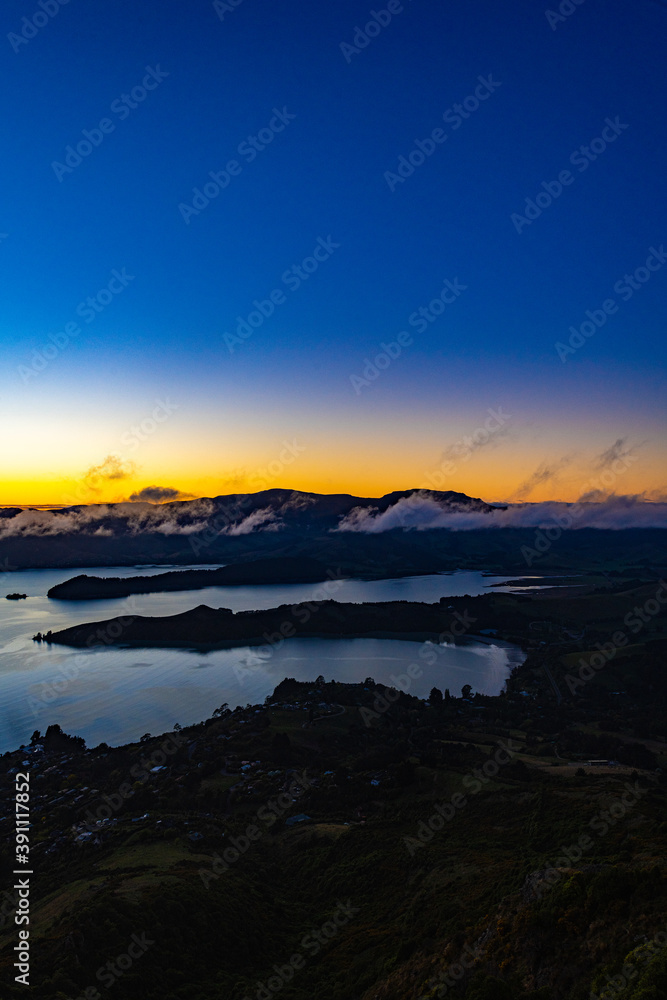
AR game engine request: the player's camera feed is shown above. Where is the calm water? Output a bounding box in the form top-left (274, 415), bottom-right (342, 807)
top-left (0, 566), bottom-right (528, 752)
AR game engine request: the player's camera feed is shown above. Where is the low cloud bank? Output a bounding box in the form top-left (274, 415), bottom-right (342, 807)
top-left (0, 497), bottom-right (288, 540)
top-left (336, 494), bottom-right (667, 532)
top-left (224, 508), bottom-right (282, 535)
top-left (0, 492), bottom-right (665, 540)
top-left (0, 500), bottom-right (215, 539)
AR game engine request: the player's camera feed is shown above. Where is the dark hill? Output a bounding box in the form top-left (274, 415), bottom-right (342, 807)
top-left (47, 556), bottom-right (333, 600)
top-left (39, 598), bottom-right (466, 648)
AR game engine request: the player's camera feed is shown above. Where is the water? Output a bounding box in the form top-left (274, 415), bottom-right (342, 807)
top-left (0, 566), bottom-right (528, 752)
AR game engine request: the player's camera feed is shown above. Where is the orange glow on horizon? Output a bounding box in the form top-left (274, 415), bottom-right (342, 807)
top-left (0, 458), bottom-right (663, 509)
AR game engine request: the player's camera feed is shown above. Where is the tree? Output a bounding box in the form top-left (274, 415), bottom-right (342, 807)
top-left (43, 724), bottom-right (86, 752)
top-left (429, 687), bottom-right (443, 707)
top-left (461, 684), bottom-right (473, 699)
top-left (30, 730), bottom-right (42, 745)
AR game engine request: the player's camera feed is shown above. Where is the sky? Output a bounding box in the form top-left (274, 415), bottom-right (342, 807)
top-left (1, 0), bottom-right (665, 506)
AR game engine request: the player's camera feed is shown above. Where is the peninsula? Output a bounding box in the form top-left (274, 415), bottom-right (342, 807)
top-left (46, 556), bottom-right (334, 601)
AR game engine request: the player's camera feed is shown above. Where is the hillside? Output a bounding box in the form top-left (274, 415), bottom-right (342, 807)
top-left (3, 578), bottom-right (667, 999)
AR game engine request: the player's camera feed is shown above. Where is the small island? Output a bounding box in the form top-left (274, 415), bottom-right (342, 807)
top-left (6, 592), bottom-right (27, 600)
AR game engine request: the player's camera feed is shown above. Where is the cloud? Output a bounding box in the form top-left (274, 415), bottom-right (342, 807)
top-left (154, 519), bottom-right (209, 535)
top-left (83, 454), bottom-right (137, 490)
top-left (128, 486), bottom-right (194, 503)
top-left (510, 456), bottom-right (573, 501)
top-left (337, 497), bottom-right (443, 533)
top-left (594, 437), bottom-right (643, 471)
top-left (336, 494), bottom-right (667, 532)
top-left (0, 492), bottom-right (665, 541)
top-left (0, 498), bottom-right (216, 539)
top-left (0, 496), bottom-right (283, 539)
top-left (222, 508), bottom-right (283, 535)
top-left (201, 469), bottom-right (251, 494)
top-left (442, 422), bottom-right (513, 464)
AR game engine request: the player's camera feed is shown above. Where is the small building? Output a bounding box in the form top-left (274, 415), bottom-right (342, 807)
top-left (285, 813), bottom-right (311, 827)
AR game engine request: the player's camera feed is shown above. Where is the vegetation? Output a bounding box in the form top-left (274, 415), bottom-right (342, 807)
top-left (2, 574), bottom-right (667, 998)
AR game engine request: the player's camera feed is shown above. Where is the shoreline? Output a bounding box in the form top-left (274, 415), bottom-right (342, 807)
top-left (56, 629), bottom-right (527, 653)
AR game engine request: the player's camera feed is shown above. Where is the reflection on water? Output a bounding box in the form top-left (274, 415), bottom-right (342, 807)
top-left (0, 634), bottom-right (524, 753)
top-left (0, 565), bottom-right (528, 752)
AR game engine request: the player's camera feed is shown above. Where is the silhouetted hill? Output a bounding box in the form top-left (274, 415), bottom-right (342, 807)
top-left (41, 598), bottom-right (475, 648)
top-left (47, 556), bottom-right (333, 600)
top-left (1, 489), bottom-right (665, 575)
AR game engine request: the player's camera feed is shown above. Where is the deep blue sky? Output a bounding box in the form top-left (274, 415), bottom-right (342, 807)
top-left (1, 0), bottom-right (666, 502)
